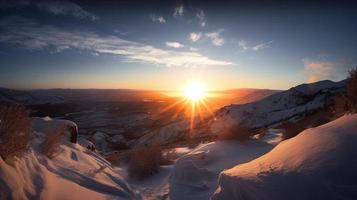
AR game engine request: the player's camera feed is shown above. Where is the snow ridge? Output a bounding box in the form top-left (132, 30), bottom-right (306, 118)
top-left (210, 80), bottom-right (346, 134)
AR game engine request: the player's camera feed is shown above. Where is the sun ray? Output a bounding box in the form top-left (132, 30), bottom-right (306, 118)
top-left (156, 81), bottom-right (220, 138)
top-left (199, 99), bottom-right (215, 118)
top-left (158, 98), bottom-right (186, 114)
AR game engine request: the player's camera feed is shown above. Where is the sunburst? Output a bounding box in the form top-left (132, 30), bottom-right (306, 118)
top-left (158, 82), bottom-right (216, 135)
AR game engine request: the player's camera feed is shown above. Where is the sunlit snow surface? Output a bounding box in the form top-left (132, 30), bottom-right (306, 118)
top-left (212, 114), bottom-right (357, 200)
top-left (127, 130), bottom-right (282, 200)
top-left (0, 139), bottom-right (140, 200)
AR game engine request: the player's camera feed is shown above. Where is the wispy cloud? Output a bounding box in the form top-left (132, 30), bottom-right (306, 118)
top-left (205, 29), bottom-right (225, 46)
top-left (150, 14), bottom-right (166, 24)
top-left (238, 40), bottom-right (273, 52)
top-left (166, 41), bottom-right (184, 48)
top-left (196, 10), bottom-right (206, 27)
top-left (238, 40), bottom-right (249, 51)
top-left (173, 5), bottom-right (184, 17)
top-left (189, 32), bottom-right (202, 42)
top-left (0, 0), bottom-right (99, 20)
top-left (303, 55), bottom-right (350, 82)
top-left (189, 47), bottom-right (198, 51)
top-left (189, 30), bottom-right (225, 46)
top-left (114, 29), bottom-right (131, 36)
top-left (0, 17), bottom-right (233, 67)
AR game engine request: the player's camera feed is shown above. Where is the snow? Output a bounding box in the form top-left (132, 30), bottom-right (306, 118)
top-left (210, 80), bottom-right (346, 134)
top-left (32, 117), bottom-right (78, 135)
top-left (168, 134), bottom-right (281, 200)
top-left (134, 115), bottom-right (189, 147)
top-left (0, 137), bottom-right (140, 199)
top-left (212, 114), bottom-right (357, 200)
top-left (173, 147), bottom-right (194, 156)
top-left (1, 80), bottom-right (353, 199)
top-left (107, 129), bottom-right (282, 200)
top-left (78, 138), bottom-right (96, 150)
top-left (291, 79), bottom-right (345, 96)
top-left (91, 131), bottom-right (110, 152)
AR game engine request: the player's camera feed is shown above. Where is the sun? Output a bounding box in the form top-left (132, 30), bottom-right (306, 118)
top-left (184, 82), bottom-right (205, 102)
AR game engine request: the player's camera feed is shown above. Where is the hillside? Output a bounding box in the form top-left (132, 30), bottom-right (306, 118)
top-left (133, 80), bottom-right (345, 148)
top-left (210, 80), bottom-right (346, 135)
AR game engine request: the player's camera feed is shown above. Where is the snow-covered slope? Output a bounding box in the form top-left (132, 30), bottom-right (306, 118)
top-left (212, 114), bottom-right (357, 200)
top-left (0, 135), bottom-right (140, 199)
top-left (168, 129), bottom-right (283, 200)
top-left (211, 80), bottom-right (346, 134)
top-left (133, 114), bottom-right (189, 147)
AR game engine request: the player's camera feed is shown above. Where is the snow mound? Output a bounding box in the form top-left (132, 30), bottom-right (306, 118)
top-left (210, 80), bottom-right (346, 134)
top-left (169, 139), bottom-right (276, 200)
top-left (0, 142), bottom-right (140, 199)
top-left (32, 117), bottom-right (78, 133)
top-left (212, 114), bottom-right (357, 200)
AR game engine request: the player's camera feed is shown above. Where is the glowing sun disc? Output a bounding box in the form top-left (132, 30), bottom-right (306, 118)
top-left (184, 83), bottom-right (205, 102)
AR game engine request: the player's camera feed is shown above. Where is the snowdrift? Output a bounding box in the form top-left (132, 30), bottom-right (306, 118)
top-left (212, 114), bottom-right (357, 200)
top-left (0, 138), bottom-right (140, 199)
top-left (169, 129), bottom-right (282, 200)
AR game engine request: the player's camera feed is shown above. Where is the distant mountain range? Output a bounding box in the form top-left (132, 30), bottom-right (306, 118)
top-left (0, 88), bottom-right (172, 105)
top-left (0, 87), bottom-right (279, 105)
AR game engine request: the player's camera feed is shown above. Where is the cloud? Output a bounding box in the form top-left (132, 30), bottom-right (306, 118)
top-left (114, 29), bottom-right (130, 36)
top-left (303, 56), bottom-right (350, 82)
top-left (238, 40), bottom-right (249, 51)
top-left (189, 47), bottom-right (198, 51)
top-left (189, 32), bottom-right (202, 42)
top-left (189, 30), bottom-right (224, 46)
top-left (238, 40), bottom-right (273, 52)
top-left (0, 0), bottom-right (99, 20)
top-left (166, 42), bottom-right (184, 48)
top-left (173, 5), bottom-right (184, 17)
top-left (252, 41), bottom-right (273, 51)
top-left (150, 14), bottom-right (166, 24)
top-left (206, 29), bottom-right (224, 46)
top-left (196, 10), bottom-right (206, 27)
top-left (303, 58), bottom-right (335, 83)
top-left (0, 17), bottom-right (233, 67)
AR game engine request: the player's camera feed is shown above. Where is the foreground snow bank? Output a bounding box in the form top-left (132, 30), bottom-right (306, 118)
top-left (0, 142), bottom-right (140, 200)
top-left (169, 138), bottom-right (278, 200)
top-left (212, 114), bottom-right (357, 200)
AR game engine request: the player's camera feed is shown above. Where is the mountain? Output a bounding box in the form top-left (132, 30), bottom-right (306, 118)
top-left (133, 80), bottom-right (346, 148)
top-left (210, 80), bottom-right (346, 135)
top-left (0, 88), bottom-right (65, 105)
top-left (0, 88), bottom-right (169, 105)
top-left (218, 88), bottom-right (279, 105)
top-left (212, 114), bottom-right (357, 200)
top-left (0, 88), bottom-right (278, 107)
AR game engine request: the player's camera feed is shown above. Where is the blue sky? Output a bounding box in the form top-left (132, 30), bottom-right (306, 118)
top-left (0, 0), bottom-right (356, 90)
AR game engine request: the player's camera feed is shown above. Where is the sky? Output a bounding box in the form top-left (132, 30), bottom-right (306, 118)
top-left (0, 0), bottom-right (356, 91)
